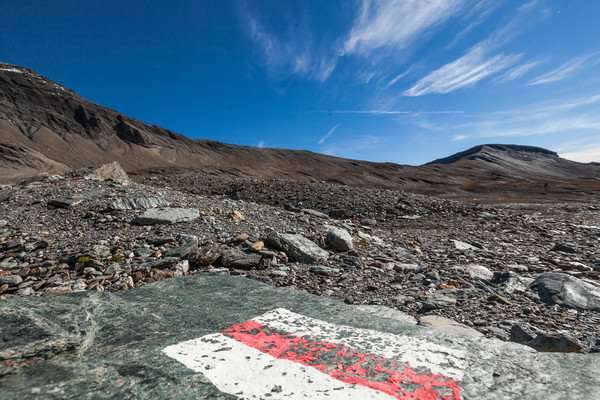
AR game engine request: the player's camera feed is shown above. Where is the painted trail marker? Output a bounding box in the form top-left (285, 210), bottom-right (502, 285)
top-left (163, 308), bottom-right (466, 399)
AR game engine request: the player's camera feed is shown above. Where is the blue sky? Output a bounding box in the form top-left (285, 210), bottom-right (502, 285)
top-left (1, 0), bottom-right (600, 164)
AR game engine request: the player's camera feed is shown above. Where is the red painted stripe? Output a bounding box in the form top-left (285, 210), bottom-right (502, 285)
top-left (221, 320), bottom-right (462, 400)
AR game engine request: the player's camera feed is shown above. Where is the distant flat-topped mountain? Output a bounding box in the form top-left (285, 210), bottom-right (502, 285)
top-left (426, 144), bottom-right (596, 180)
top-left (1, 62), bottom-right (599, 201)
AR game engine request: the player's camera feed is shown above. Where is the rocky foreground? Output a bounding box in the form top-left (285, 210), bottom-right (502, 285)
top-left (1, 164), bottom-right (600, 355)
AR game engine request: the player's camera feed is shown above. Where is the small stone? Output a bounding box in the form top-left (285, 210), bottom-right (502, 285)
top-left (15, 287), bottom-right (35, 296)
top-left (452, 240), bottom-right (479, 250)
top-left (191, 245), bottom-right (223, 266)
top-left (0, 275), bottom-right (23, 286)
top-left (302, 209), bottom-right (329, 219)
top-left (466, 264), bottom-right (494, 281)
top-left (47, 197), bottom-right (82, 209)
top-left (551, 243), bottom-right (577, 253)
top-left (230, 210), bottom-right (245, 222)
top-left (105, 263), bottom-right (123, 275)
top-left (249, 241), bottom-right (264, 252)
top-left (310, 265), bottom-right (341, 276)
top-left (360, 219), bottom-right (377, 226)
top-left (232, 234), bottom-right (250, 242)
top-left (165, 235), bottom-right (198, 258)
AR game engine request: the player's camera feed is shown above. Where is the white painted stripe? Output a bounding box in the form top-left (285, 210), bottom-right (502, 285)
top-left (254, 308), bottom-right (466, 378)
top-left (164, 333), bottom-right (397, 399)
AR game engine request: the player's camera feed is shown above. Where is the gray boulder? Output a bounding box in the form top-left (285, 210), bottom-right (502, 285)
top-left (85, 162), bottom-right (129, 181)
top-left (265, 232), bottom-right (329, 263)
top-left (327, 227), bottom-right (354, 252)
top-left (165, 235), bottom-right (198, 258)
top-left (0, 275), bottom-right (598, 399)
top-left (423, 290), bottom-right (458, 310)
top-left (530, 273), bottom-right (600, 311)
top-left (133, 208), bottom-right (200, 225)
top-left (220, 248), bottom-right (262, 269)
top-left (110, 197), bottom-right (170, 210)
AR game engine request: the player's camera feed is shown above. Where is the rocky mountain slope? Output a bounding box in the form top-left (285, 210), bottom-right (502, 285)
top-left (1, 62), bottom-right (599, 202)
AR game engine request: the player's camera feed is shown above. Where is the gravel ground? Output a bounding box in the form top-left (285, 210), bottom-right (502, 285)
top-left (1, 170), bottom-right (599, 353)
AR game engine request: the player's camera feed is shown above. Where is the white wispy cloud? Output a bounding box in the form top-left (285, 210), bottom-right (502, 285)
top-left (560, 146), bottom-right (600, 163)
top-left (494, 59), bottom-right (545, 83)
top-left (403, 0), bottom-right (541, 96)
top-left (343, 0), bottom-right (467, 55)
top-left (331, 110), bottom-right (464, 115)
top-left (452, 134), bottom-right (468, 141)
top-left (404, 46), bottom-right (521, 96)
top-left (322, 135), bottom-right (390, 157)
top-left (383, 69), bottom-right (411, 89)
top-left (258, 140), bottom-right (265, 148)
top-left (436, 94), bottom-right (600, 140)
top-left (528, 51), bottom-right (600, 85)
top-left (318, 123), bottom-right (340, 144)
top-left (445, 0), bottom-right (505, 49)
top-left (243, 11), bottom-right (337, 82)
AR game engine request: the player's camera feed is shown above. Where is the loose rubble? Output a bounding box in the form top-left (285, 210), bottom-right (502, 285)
top-left (1, 167), bottom-right (599, 354)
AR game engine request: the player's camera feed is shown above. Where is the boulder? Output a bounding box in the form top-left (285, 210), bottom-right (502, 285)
top-left (165, 235), bottom-right (198, 258)
top-left (530, 273), bottom-right (600, 311)
top-left (265, 232), bottom-right (329, 263)
top-left (133, 208), bottom-right (200, 225)
top-left (423, 290), bottom-right (459, 310)
top-left (220, 248), bottom-right (262, 269)
top-left (326, 226), bottom-right (354, 252)
top-left (85, 162), bottom-right (129, 181)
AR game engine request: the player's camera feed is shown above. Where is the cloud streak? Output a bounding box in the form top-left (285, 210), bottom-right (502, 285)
top-left (243, 11), bottom-right (337, 82)
top-left (343, 0), bottom-right (467, 55)
top-left (528, 51), bottom-right (600, 85)
top-left (494, 59), bottom-right (544, 83)
top-left (318, 123), bottom-right (340, 144)
top-left (331, 110), bottom-right (464, 115)
top-left (404, 46), bottom-right (520, 96)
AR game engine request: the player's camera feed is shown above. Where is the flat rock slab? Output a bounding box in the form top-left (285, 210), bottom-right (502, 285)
top-left (110, 196), bottom-right (170, 210)
top-left (530, 272), bottom-right (600, 311)
top-left (0, 275), bottom-right (598, 399)
top-left (419, 315), bottom-right (484, 339)
top-left (266, 232), bottom-right (329, 263)
top-left (132, 208), bottom-right (200, 225)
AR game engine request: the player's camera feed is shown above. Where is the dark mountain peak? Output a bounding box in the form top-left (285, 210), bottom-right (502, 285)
top-left (426, 144), bottom-right (558, 165)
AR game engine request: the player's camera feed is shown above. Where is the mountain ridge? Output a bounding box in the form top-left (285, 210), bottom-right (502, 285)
top-left (1, 62), bottom-right (599, 201)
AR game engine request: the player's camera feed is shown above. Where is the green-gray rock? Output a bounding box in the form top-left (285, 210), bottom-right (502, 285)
top-left (0, 275), bottom-right (598, 399)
